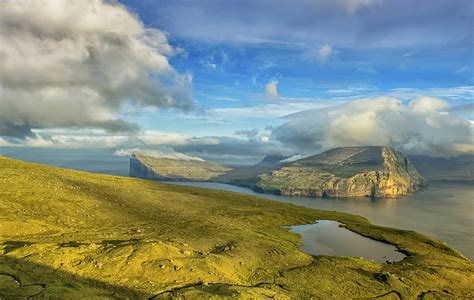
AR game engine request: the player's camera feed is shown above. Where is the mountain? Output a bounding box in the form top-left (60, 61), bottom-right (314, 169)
top-left (0, 156), bottom-right (472, 298)
top-left (256, 146), bottom-right (426, 198)
top-left (257, 154), bottom-right (287, 165)
top-left (131, 146), bottom-right (426, 198)
top-left (409, 154), bottom-right (474, 182)
top-left (130, 153), bottom-right (230, 181)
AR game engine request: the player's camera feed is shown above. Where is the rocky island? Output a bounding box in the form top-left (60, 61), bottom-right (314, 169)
top-left (130, 146), bottom-right (426, 198)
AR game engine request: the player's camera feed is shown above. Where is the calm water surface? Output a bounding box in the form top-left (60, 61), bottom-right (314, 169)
top-left (171, 181), bottom-right (474, 260)
top-left (289, 220), bottom-right (406, 262)
top-left (1, 148), bottom-right (472, 260)
top-left (0, 147), bottom-right (129, 176)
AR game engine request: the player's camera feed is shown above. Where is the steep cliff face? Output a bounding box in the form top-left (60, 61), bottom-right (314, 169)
top-left (130, 147), bottom-right (426, 198)
top-left (256, 147), bottom-right (426, 198)
top-left (129, 155), bottom-right (172, 180)
top-left (129, 154), bottom-right (230, 181)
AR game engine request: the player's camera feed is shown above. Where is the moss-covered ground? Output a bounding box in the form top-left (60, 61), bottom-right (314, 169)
top-left (0, 156), bottom-right (472, 298)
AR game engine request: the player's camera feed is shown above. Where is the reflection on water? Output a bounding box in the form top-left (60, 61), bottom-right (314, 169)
top-left (289, 220), bottom-right (406, 263)
top-left (170, 181), bottom-right (474, 260)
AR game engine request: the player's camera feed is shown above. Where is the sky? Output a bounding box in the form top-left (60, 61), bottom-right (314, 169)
top-left (0, 0), bottom-right (473, 163)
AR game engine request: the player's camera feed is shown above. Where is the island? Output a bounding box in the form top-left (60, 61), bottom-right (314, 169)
top-left (130, 146), bottom-right (427, 198)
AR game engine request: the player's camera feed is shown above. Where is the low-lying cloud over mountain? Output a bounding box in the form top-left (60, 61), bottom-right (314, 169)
top-left (114, 147), bottom-right (204, 162)
top-left (0, 0), bottom-right (194, 140)
top-left (272, 96), bottom-right (473, 157)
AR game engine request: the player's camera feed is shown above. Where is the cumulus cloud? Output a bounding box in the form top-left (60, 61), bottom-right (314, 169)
top-left (265, 80), bottom-right (279, 99)
top-left (235, 129), bottom-right (259, 140)
top-left (304, 44), bottom-right (334, 63)
top-left (173, 136), bottom-right (292, 164)
top-left (317, 45), bottom-right (333, 62)
top-left (0, 0), bottom-right (194, 139)
top-left (272, 96), bottom-right (474, 157)
top-left (1, 127), bottom-right (286, 164)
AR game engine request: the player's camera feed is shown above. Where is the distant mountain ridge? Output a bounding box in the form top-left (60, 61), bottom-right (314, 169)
top-left (408, 154), bottom-right (474, 182)
top-left (130, 146), bottom-right (427, 198)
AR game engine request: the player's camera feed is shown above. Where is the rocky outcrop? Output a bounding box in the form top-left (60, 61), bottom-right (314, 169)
top-left (130, 146), bottom-right (426, 198)
top-left (129, 155), bottom-right (175, 180)
top-left (129, 154), bottom-right (231, 181)
top-left (256, 147), bottom-right (426, 198)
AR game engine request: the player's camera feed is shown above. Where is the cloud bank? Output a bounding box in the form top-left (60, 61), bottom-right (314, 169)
top-left (0, 0), bottom-right (193, 139)
top-left (114, 147), bottom-right (204, 162)
top-left (272, 96), bottom-right (474, 157)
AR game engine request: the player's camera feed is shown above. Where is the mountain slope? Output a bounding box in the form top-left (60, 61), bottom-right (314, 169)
top-left (0, 156), bottom-right (473, 298)
top-left (256, 146), bottom-right (426, 197)
top-left (130, 146), bottom-right (426, 198)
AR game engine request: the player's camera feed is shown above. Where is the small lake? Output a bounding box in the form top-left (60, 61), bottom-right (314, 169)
top-left (289, 220), bottom-right (405, 263)
top-left (170, 181), bottom-right (474, 260)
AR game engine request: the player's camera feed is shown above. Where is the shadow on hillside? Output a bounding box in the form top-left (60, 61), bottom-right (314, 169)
top-left (0, 254), bottom-right (147, 298)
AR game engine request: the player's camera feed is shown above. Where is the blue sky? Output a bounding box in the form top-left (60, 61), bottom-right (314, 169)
top-left (0, 0), bottom-right (472, 161)
top-left (120, 0), bottom-right (473, 137)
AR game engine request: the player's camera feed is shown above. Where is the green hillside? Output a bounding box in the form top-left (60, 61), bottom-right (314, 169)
top-left (1, 156), bottom-right (472, 298)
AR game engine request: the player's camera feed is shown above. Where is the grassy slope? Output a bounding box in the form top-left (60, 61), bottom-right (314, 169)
top-left (0, 157), bottom-right (472, 299)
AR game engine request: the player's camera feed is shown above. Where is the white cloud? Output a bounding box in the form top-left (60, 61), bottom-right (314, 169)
top-left (279, 154), bottom-right (306, 163)
top-left (136, 130), bottom-right (194, 146)
top-left (456, 65), bottom-right (471, 74)
top-left (265, 79), bottom-right (279, 99)
top-left (318, 45), bottom-right (333, 62)
top-left (272, 96), bottom-right (474, 157)
top-left (305, 44), bottom-right (334, 63)
top-left (114, 147), bottom-right (204, 162)
top-left (342, 0), bottom-right (380, 13)
top-left (0, 0), bottom-right (193, 139)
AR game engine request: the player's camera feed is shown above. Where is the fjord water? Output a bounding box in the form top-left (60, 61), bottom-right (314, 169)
top-left (289, 220), bottom-right (406, 263)
top-left (1, 148), bottom-right (472, 260)
top-left (171, 181), bottom-right (474, 260)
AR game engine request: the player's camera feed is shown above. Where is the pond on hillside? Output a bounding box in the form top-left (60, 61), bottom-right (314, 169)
top-left (168, 181), bottom-right (474, 260)
top-left (289, 220), bottom-right (405, 263)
